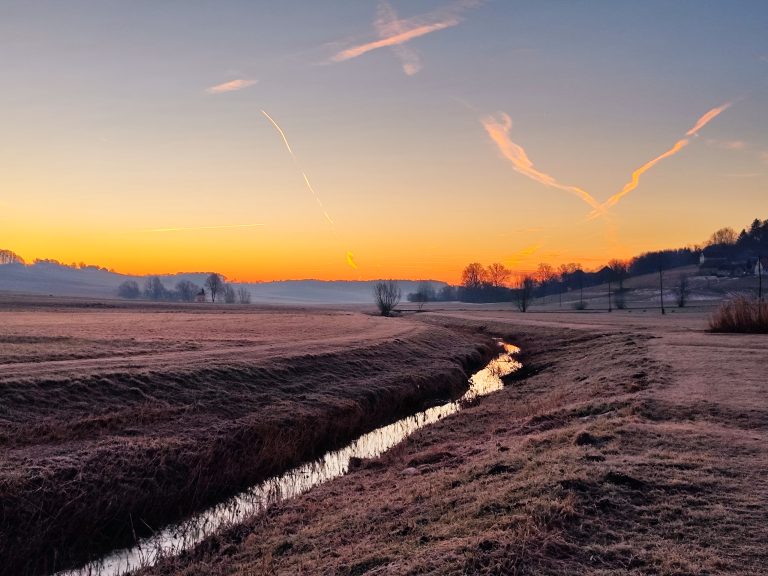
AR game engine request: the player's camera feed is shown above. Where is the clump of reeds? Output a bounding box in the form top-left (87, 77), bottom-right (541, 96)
top-left (709, 295), bottom-right (768, 333)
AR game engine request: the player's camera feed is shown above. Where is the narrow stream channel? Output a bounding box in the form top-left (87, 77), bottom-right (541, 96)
top-left (57, 341), bottom-right (521, 576)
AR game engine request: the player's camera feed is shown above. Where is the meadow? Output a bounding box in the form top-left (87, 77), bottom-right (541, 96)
top-left (0, 297), bottom-right (493, 575)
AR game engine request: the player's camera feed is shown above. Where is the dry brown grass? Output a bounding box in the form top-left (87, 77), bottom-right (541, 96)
top-left (709, 295), bottom-right (768, 333)
top-left (138, 311), bottom-right (768, 576)
top-left (0, 301), bottom-right (495, 576)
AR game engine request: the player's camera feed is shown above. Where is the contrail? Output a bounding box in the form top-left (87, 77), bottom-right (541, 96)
top-left (261, 109), bottom-right (356, 269)
top-left (482, 113), bottom-right (604, 212)
top-left (332, 0), bottom-right (480, 65)
top-left (261, 110), bottom-right (294, 156)
top-left (261, 109), bottom-right (336, 225)
top-left (147, 224), bottom-right (263, 233)
top-left (333, 19), bottom-right (459, 62)
top-left (346, 252), bottom-right (358, 270)
top-left (687, 102), bottom-right (731, 136)
top-left (591, 102), bottom-right (731, 217)
top-left (375, 1), bottom-right (422, 76)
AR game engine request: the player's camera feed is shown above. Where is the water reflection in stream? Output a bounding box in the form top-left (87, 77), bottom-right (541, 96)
top-left (58, 342), bottom-right (521, 576)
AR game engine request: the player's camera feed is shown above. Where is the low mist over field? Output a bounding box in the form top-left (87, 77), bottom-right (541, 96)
top-left (0, 259), bottom-right (444, 304)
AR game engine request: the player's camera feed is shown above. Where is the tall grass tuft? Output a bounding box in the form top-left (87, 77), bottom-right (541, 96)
top-left (709, 295), bottom-right (768, 333)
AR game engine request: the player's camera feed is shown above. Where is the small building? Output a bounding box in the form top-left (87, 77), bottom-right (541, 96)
top-left (754, 256), bottom-right (768, 277)
top-left (194, 288), bottom-right (206, 303)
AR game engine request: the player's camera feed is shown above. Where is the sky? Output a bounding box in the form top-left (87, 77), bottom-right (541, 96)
top-left (1, 0), bottom-right (767, 282)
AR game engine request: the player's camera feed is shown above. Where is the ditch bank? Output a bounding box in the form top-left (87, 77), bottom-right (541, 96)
top-left (0, 324), bottom-right (495, 576)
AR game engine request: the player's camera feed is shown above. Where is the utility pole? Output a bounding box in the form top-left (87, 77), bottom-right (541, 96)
top-left (759, 254), bottom-right (763, 302)
top-left (659, 256), bottom-right (666, 315)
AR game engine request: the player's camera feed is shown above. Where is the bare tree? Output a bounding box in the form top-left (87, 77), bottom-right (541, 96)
top-left (536, 263), bottom-right (556, 303)
top-left (223, 284), bottom-right (236, 304)
top-left (515, 275), bottom-right (535, 312)
top-left (707, 227), bottom-right (738, 246)
top-left (144, 276), bottom-right (168, 301)
top-left (205, 273), bottom-right (224, 302)
top-left (675, 275), bottom-right (690, 308)
top-left (117, 280), bottom-right (140, 299)
top-left (373, 280), bottom-right (401, 317)
top-left (409, 281), bottom-right (435, 311)
top-left (175, 280), bottom-right (199, 302)
top-left (608, 259), bottom-right (629, 310)
top-left (461, 262), bottom-right (486, 289)
top-left (607, 259), bottom-right (629, 291)
top-left (236, 286), bottom-right (251, 304)
top-left (486, 263), bottom-right (511, 287)
top-left (0, 249), bottom-right (24, 265)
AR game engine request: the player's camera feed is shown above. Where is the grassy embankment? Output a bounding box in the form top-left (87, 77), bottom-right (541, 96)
top-left (140, 310), bottom-right (768, 575)
top-left (0, 302), bottom-right (494, 576)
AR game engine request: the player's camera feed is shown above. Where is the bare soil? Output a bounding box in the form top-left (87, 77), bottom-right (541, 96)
top-left (139, 309), bottom-right (768, 575)
top-left (0, 298), bottom-right (494, 576)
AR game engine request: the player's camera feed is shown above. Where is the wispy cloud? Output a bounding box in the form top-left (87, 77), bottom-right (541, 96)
top-left (504, 244), bottom-right (540, 268)
top-left (332, 0), bottom-right (480, 68)
top-left (146, 224), bottom-right (264, 233)
top-left (206, 78), bottom-right (257, 94)
top-left (592, 102), bottom-right (731, 216)
top-left (375, 1), bottom-right (423, 76)
top-left (481, 113), bottom-right (603, 212)
top-left (707, 138), bottom-right (747, 150)
top-left (346, 252), bottom-right (358, 270)
top-left (482, 103), bottom-right (732, 220)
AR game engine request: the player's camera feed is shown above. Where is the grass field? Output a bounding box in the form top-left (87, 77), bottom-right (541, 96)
top-left (0, 297), bottom-right (493, 576)
top-left (137, 308), bottom-right (768, 575)
top-left (3, 296), bottom-right (767, 575)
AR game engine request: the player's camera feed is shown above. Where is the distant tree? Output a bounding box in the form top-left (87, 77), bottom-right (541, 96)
top-left (373, 280), bottom-right (401, 317)
top-left (236, 286), bottom-right (251, 304)
top-left (223, 284), bottom-right (236, 304)
top-left (461, 263), bottom-right (486, 289)
top-left (144, 276), bottom-right (168, 301)
top-left (205, 273), bottom-right (224, 303)
top-left (557, 263), bottom-right (578, 307)
top-left (708, 227), bottom-right (738, 246)
top-left (117, 280), bottom-right (140, 299)
top-left (515, 275), bottom-right (535, 312)
top-left (175, 280), bottom-right (199, 302)
top-left (536, 263), bottom-right (556, 303)
top-left (486, 263), bottom-right (511, 287)
top-left (675, 275), bottom-right (691, 308)
top-left (607, 259), bottom-right (629, 291)
top-left (408, 281), bottom-right (435, 311)
top-left (0, 249), bottom-right (24, 265)
top-left (438, 285), bottom-right (457, 302)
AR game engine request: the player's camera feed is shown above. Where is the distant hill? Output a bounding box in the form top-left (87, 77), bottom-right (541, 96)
top-left (0, 261), bottom-right (444, 304)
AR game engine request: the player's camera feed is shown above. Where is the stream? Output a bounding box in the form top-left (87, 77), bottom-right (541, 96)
top-left (57, 341), bottom-right (521, 576)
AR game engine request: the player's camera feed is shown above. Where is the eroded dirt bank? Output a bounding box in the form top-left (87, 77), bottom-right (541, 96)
top-left (139, 310), bottom-right (768, 575)
top-left (0, 304), bottom-right (494, 576)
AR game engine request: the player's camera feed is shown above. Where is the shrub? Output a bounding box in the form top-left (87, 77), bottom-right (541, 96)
top-left (117, 280), bottom-right (140, 299)
top-left (573, 301), bottom-right (587, 311)
top-left (373, 280), bottom-right (401, 316)
top-left (709, 296), bottom-right (768, 333)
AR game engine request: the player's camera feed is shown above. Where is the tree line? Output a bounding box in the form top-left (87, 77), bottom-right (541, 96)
top-left (406, 216), bottom-right (766, 309)
top-left (117, 273), bottom-right (251, 304)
